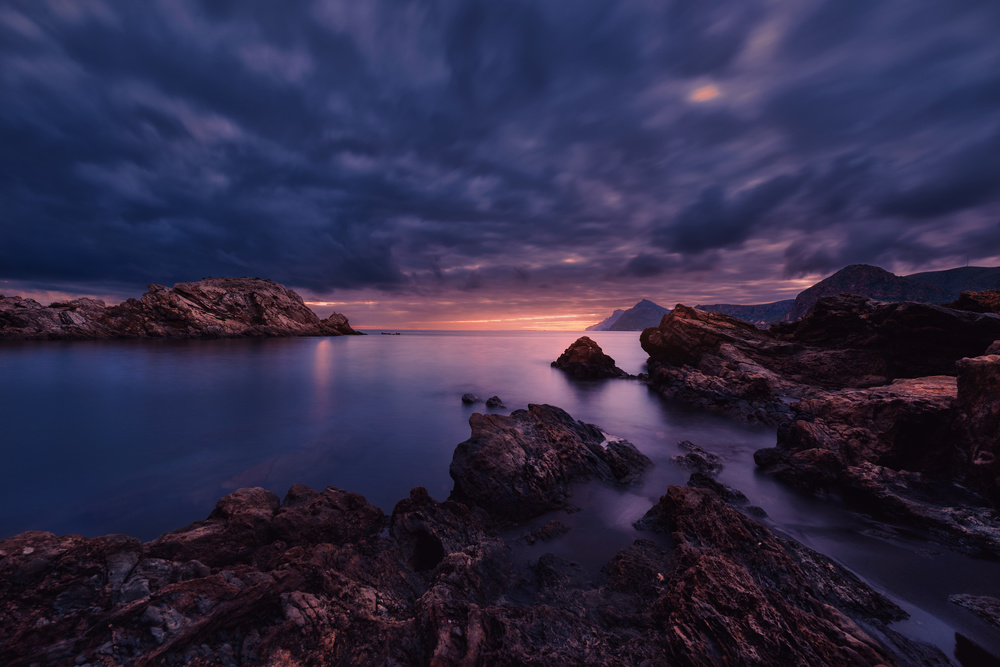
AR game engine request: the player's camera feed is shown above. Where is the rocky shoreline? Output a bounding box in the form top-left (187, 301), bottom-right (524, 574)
top-left (633, 293), bottom-right (1000, 560)
top-left (0, 278), bottom-right (361, 339)
top-left (0, 404), bottom-right (957, 666)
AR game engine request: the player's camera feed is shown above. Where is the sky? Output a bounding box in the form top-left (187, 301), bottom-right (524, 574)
top-left (2, 0), bottom-right (999, 330)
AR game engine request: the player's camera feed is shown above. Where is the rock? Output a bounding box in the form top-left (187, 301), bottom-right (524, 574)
top-left (948, 594), bottom-right (1000, 629)
top-left (686, 472), bottom-right (749, 504)
top-left (485, 395), bottom-right (504, 408)
top-left (517, 520), bottom-right (571, 545)
top-left (838, 463), bottom-right (1000, 559)
top-left (945, 289), bottom-right (1000, 315)
top-left (669, 440), bottom-right (723, 475)
top-left (0, 278), bottom-right (362, 339)
top-left (461, 393), bottom-right (480, 404)
top-left (449, 404), bottom-right (652, 522)
top-left (641, 295), bottom-right (1000, 424)
top-left (955, 355), bottom-right (1000, 505)
top-left (551, 336), bottom-right (630, 379)
top-left (633, 485), bottom-right (944, 666)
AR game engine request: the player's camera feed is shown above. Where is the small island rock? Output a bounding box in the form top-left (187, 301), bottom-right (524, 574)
top-left (551, 336), bottom-right (629, 379)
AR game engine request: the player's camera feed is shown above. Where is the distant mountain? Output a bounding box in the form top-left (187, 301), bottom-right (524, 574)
top-left (585, 308), bottom-right (626, 331)
top-left (904, 266), bottom-right (1000, 297)
top-left (587, 264), bottom-right (1000, 331)
top-left (695, 300), bottom-right (795, 327)
top-left (602, 299), bottom-right (670, 331)
top-left (783, 264), bottom-right (949, 321)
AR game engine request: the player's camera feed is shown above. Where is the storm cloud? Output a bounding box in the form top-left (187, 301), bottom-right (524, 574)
top-left (2, 0), bottom-right (999, 323)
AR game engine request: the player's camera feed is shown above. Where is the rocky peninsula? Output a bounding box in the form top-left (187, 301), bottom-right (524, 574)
top-left (639, 293), bottom-right (1000, 559)
top-left (0, 404), bottom-right (954, 666)
top-left (0, 278), bottom-right (361, 339)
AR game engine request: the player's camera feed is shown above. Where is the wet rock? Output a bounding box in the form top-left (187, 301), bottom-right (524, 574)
top-left (518, 520), bottom-right (571, 545)
top-left (0, 278), bottom-right (362, 340)
top-left (461, 393), bottom-right (480, 404)
top-left (485, 395), bottom-right (504, 408)
top-left (551, 336), bottom-right (630, 379)
top-left (449, 404), bottom-right (652, 522)
top-left (635, 485), bottom-right (943, 666)
top-left (686, 471), bottom-right (749, 504)
top-left (949, 594), bottom-right (1000, 629)
top-left (670, 440), bottom-right (723, 475)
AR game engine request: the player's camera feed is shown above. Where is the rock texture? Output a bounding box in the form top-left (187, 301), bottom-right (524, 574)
top-left (0, 480), bottom-right (948, 667)
top-left (641, 297), bottom-right (1000, 556)
top-left (641, 296), bottom-right (1000, 423)
top-left (0, 278), bottom-right (361, 339)
top-left (947, 289), bottom-right (1000, 314)
top-left (551, 336), bottom-right (630, 379)
top-left (449, 404), bottom-right (651, 521)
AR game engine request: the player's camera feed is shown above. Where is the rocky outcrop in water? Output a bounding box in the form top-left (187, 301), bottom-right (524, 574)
top-left (449, 404), bottom-right (651, 521)
top-left (0, 402), bottom-right (953, 665)
top-left (641, 297), bottom-right (1000, 557)
top-left (551, 336), bottom-right (630, 379)
top-left (0, 278), bottom-right (361, 339)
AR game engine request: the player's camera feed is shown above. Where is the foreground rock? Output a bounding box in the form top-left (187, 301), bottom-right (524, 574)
top-left (0, 278), bottom-right (361, 339)
top-left (551, 336), bottom-right (630, 379)
top-left (0, 479), bottom-right (948, 666)
top-left (449, 404), bottom-right (651, 521)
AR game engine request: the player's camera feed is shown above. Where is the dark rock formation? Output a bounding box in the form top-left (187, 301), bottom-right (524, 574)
top-left (955, 354), bottom-right (1000, 506)
top-left (0, 482), bottom-right (950, 666)
top-left (641, 296), bottom-right (1000, 424)
top-left (449, 404), bottom-right (652, 522)
top-left (949, 594), bottom-right (1000, 629)
top-left (551, 336), bottom-right (630, 379)
top-left (632, 485), bottom-right (934, 666)
top-left (0, 394), bottom-right (955, 666)
top-left (485, 395), bottom-right (504, 408)
top-left (0, 278), bottom-right (362, 340)
top-left (460, 393), bottom-right (480, 404)
top-left (947, 289), bottom-right (1000, 314)
top-left (669, 440), bottom-right (723, 475)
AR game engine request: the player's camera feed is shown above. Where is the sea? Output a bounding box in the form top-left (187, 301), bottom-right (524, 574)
top-left (1, 330), bottom-right (998, 661)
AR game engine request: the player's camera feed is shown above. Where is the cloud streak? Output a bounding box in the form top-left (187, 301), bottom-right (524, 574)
top-left (1, 0), bottom-right (999, 326)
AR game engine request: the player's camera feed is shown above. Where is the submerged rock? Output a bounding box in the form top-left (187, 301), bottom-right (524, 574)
top-left (449, 404), bottom-right (652, 522)
top-left (0, 278), bottom-right (362, 339)
top-left (551, 336), bottom-right (630, 379)
top-left (460, 393), bottom-right (480, 404)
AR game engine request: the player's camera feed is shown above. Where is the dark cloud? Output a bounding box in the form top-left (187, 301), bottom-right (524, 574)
top-left (1, 0), bottom-right (999, 308)
top-left (654, 173), bottom-right (806, 253)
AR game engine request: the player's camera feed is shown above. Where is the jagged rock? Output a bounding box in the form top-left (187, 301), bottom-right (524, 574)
top-left (461, 393), bottom-right (480, 404)
top-left (946, 290), bottom-right (1000, 315)
top-left (949, 594), bottom-right (1000, 629)
top-left (485, 395), bottom-right (504, 408)
top-left (686, 472), bottom-right (750, 504)
top-left (641, 296), bottom-right (1000, 424)
top-left (633, 485), bottom-right (944, 666)
top-left (0, 278), bottom-right (362, 339)
top-left (551, 336), bottom-right (630, 379)
top-left (955, 355), bottom-right (1000, 505)
top-left (669, 440), bottom-right (723, 475)
top-left (449, 404), bottom-right (652, 522)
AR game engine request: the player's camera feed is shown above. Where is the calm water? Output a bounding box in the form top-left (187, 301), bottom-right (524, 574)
top-left (1, 331), bottom-right (998, 661)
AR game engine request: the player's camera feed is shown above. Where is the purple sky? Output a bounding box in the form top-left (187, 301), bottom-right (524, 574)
top-left (2, 0), bottom-right (999, 328)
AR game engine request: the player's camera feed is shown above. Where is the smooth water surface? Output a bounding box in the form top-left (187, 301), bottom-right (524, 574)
top-left (1, 331), bottom-right (997, 661)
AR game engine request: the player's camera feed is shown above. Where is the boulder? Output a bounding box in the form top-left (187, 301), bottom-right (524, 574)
top-left (945, 290), bottom-right (1000, 314)
top-left (449, 404), bottom-right (652, 522)
top-left (551, 336), bottom-right (630, 379)
top-left (955, 355), bottom-right (1000, 505)
top-left (485, 395), bottom-right (504, 408)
